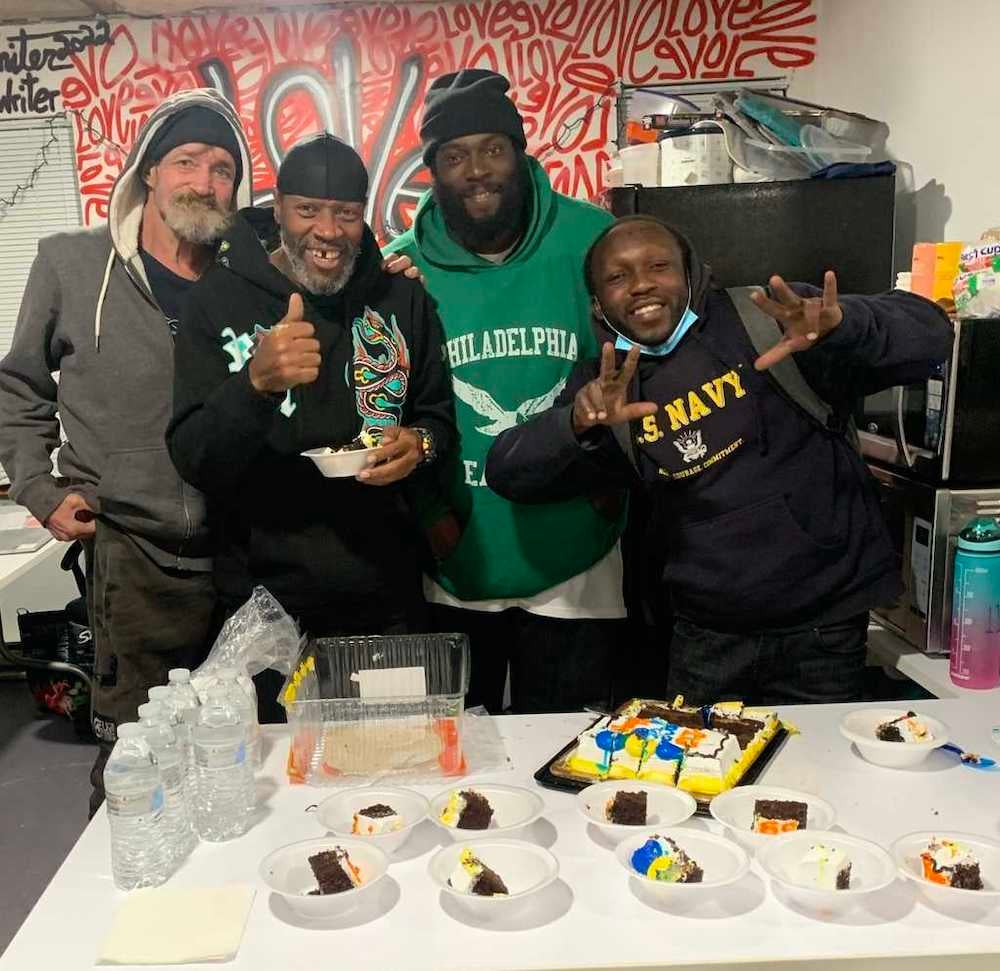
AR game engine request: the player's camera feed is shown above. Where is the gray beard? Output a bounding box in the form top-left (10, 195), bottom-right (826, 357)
top-left (280, 227), bottom-right (358, 296)
top-left (163, 195), bottom-right (232, 245)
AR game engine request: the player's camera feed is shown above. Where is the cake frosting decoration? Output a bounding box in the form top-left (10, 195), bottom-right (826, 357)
top-left (352, 803), bottom-right (404, 836)
top-left (565, 696), bottom-right (780, 795)
top-left (921, 838), bottom-right (984, 890)
top-left (752, 799), bottom-right (808, 834)
top-left (307, 847), bottom-right (363, 895)
top-left (794, 843), bottom-right (851, 890)
top-left (448, 848), bottom-right (509, 896)
top-left (876, 711), bottom-right (932, 743)
top-left (630, 834), bottom-right (704, 883)
top-left (439, 789), bottom-right (494, 829)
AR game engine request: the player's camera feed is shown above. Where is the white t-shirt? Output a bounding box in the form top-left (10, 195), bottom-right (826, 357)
top-left (424, 541), bottom-right (626, 620)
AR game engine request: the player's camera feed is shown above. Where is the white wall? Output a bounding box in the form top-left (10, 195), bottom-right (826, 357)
top-left (792, 0), bottom-right (998, 270)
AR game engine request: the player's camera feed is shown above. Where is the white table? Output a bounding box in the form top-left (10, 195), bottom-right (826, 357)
top-left (5, 699), bottom-right (1000, 971)
top-left (0, 538), bottom-right (79, 645)
top-left (867, 626), bottom-right (1000, 701)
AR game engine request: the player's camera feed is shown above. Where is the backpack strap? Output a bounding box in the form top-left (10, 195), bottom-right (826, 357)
top-left (611, 421), bottom-right (640, 473)
top-left (726, 286), bottom-right (860, 451)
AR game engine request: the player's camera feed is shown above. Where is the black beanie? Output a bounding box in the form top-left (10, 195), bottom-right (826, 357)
top-left (144, 105), bottom-right (243, 187)
top-left (276, 133), bottom-right (368, 202)
top-left (420, 69), bottom-right (527, 167)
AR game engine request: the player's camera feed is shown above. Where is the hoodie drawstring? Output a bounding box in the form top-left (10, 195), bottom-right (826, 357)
top-left (94, 248), bottom-right (115, 351)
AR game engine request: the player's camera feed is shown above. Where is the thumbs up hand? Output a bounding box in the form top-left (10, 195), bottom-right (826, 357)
top-left (248, 294), bottom-right (321, 394)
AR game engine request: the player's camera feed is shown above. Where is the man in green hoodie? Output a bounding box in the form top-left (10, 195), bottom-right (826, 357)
top-left (383, 69), bottom-right (625, 714)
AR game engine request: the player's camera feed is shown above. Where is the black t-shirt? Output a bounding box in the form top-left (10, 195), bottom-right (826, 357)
top-left (140, 250), bottom-right (196, 338)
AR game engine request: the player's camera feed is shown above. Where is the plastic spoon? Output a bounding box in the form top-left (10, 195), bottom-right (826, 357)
top-left (941, 743), bottom-right (998, 771)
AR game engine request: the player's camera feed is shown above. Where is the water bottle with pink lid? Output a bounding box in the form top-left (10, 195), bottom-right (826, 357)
top-left (950, 516), bottom-right (1000, 689)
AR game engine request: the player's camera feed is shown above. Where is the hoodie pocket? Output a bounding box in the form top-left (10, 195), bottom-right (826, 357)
top-left (667, 494), bottom-right (844, 623)
top-left (97, 446), bottom-right (204, 545)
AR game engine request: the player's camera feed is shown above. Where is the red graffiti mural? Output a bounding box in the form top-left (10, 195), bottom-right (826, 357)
top-left (3, 0), bottom-right (817, 236)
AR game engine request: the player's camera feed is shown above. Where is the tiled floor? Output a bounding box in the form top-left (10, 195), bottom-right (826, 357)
top-left (0, 677), bottom-right (94, 956)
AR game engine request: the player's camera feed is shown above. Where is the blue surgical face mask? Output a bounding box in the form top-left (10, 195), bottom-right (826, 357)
top-left (601, 285), bottom-right (698, 357)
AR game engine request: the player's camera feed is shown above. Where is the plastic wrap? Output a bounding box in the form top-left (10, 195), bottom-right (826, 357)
top-left (954, 230), bottom-right (1000, 318)
top-left (191, 587), bottom-right (303, 702)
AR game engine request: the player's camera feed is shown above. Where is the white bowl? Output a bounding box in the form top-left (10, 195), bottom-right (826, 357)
top-left (259, 836), bottom-right (388, 920)
top-left (892, 831), bottom-right (1000, 914)
top-left (577, 780), bottom-right (697, 844)
top-left (428, 839), bottom-right (559, 920)
top-left (301, 445), bottom-right (379, 478)
top-left (709, 785), bottom-right (836, 854)
top-left (839, 708), bottom-right (948, 768)
top-left (316, 786), bottom-right (429, 856)
top-left (430, 784), bottom-right (545, 840)
top-left (758, 830), bottom-right (896, 916)
top-left (616, 828), bottom-right (750, 899)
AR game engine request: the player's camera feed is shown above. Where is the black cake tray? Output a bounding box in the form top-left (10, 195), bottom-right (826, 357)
top-left (533, 711), bottom-right (790, 817)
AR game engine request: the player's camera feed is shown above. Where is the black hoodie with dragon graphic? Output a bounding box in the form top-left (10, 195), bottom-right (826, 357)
top-left (167, 211), bottom-right (455, 622)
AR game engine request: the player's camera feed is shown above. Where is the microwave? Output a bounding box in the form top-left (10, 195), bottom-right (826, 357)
top-left (857, 317), bottom-right (1000, 484)
top-left (868, 464), bottom-right (1000, 655)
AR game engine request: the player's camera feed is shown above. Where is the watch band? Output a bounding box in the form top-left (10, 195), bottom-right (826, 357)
top-left (411, 426), bottom-right (436, 464)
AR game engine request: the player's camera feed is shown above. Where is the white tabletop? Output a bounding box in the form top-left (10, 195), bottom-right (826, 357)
top-left (867, 626), bottom-right (1000, 701)
top-left (0, 537), bottom-right (80, 645)
top-left (0, 534), bottom-right (60, 588)
top-left (5, 700), bottom-right (1000, 971)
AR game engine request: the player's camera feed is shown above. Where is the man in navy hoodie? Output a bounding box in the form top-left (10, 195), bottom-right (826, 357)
top-left (485, 216), bottom-right (952, 705)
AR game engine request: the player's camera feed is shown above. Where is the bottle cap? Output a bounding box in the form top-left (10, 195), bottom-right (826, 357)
top-left (116, 722), bottom-right (142, 739)
top-left (137, 702), bottom-right (163, 721)
top-left (148, 686), bottom-right (171, 702)
top-left (957, 517), bottom-right (1000, 551)
top-left (168, 668), bottom-right (191, 683)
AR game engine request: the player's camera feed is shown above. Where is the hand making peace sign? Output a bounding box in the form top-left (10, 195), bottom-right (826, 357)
top-left (571, 343), bottom-right (658, 436)
top-left (750, 270), bottom-right (844, 372)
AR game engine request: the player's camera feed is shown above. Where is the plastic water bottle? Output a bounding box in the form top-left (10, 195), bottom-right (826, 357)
top-left (167, 668), bottom-right (201, 725)
top-left (148, 686), bottom-right (191, 767)
top-left (104, 723), bottom-right (169, 890)
top-left (218, 666), bottom-right (260, 771)
top-left (166, 668), bottom-right (202, 777)
top-left (950, 516), bottom-right (1000, 689)
top-left (137, 702), bottom-right (197, 863)
top-left (235, 670), bottom-right (261, 766)
top-left (192, 686), bottom-right (254, 841)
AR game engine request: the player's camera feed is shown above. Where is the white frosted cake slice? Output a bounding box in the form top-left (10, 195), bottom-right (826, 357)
top-left (794, 843), bottom-right (852, 890)
top-left (567, 718), bottom-right (621, 777)
top-left (351, 803), bottom-right (404, 836)
top-left (675, 730), bottom-right (743, 795)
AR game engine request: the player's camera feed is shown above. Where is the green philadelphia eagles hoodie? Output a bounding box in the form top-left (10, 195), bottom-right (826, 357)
top-left (383, 157), bottom-right (622, 601)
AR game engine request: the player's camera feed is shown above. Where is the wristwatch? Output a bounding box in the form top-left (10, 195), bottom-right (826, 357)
top-left (412, 426), bottom-right (436, 464)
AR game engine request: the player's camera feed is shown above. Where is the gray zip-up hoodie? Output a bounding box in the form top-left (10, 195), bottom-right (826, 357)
top-left (0, 89), bottom-right (252, 569)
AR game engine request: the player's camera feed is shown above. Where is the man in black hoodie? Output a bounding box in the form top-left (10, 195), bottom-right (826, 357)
top-left (167, 135), bottom-right (455, 684)
top-left (485, 216), bottom-right (953, 705)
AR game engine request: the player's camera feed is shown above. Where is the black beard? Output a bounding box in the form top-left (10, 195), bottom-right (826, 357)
top-left (433, 158), bottom-right (531, 253)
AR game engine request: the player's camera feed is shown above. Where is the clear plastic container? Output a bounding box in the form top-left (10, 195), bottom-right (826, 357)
top-left (742, 130), bottom-right (871, 181)
top-left (283, 633), bottom-right (470, 785)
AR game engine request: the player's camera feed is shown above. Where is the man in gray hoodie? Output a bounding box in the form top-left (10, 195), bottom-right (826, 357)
top-left (0, 89), bottom-right (253, 814)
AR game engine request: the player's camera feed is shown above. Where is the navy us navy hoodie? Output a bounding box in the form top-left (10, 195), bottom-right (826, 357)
top-left (485, 236), bottom-right (952, 632)
top-left (167, 212), bottom-right (455, 621)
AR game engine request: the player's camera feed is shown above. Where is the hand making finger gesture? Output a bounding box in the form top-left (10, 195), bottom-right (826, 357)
top-left (572, 343), bottom-right (658, 436)
top-left (750, 270), bottom-right (843, 372)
